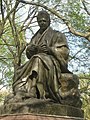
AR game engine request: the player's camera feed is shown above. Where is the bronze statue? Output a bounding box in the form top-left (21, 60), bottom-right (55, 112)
top-left (12, 11), bottom-right (82, 107)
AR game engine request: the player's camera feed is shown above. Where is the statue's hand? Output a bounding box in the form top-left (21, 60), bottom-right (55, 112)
top-left (38, 44), bottom-right (51, 54)
top-left (26, 44), bottom-right (38, 59)
top-left (29, 44), bottom-right (38, 52)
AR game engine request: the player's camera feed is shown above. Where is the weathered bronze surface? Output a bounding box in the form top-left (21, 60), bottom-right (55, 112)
top-left (1, 11), bottom-right (83, 117)
top-left (7, 10), bottom-right (82, 107)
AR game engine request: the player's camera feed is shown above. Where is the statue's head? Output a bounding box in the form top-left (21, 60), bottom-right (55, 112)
top-left (37, 10), bottom-right (50, 32)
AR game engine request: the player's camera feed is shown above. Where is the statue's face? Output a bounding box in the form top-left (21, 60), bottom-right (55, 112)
top-left (37, 17), bottom-right (50, 31)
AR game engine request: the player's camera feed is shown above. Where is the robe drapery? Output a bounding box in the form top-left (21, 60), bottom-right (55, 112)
top-left (13, 27), bottom-right (70, 102)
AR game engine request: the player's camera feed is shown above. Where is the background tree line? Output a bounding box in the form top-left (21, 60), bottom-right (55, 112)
top-left (0, 0), bottom-right (90, 119)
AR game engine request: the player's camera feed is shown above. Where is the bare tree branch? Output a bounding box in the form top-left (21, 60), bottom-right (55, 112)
top-left (81, 0), bottom-right (90, 15)
top-left (0, 43), bottom-right (15, 46)
top-left (2, 38), bottom-right (15, 58)
top-left (18, 0), bottom-right (90, 42)
top-left (4, 1), bottom-right (19, 23)
top-left (20, 8), bottom-right (37, 32)
top-left (0, 0), bottom-right (4, 22)
top-left (0, 85), bottom-right (7, 91)
top-left (69, 48), bottom-right (84, 60)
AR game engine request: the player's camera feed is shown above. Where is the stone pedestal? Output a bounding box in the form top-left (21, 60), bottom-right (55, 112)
top-left (0, 98), bottom-right (84, 119)
top-left (0, 113), bottom-right (84, 120)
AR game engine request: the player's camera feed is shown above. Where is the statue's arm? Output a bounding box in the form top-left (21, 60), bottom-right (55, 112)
top-left (48, 32), bottom-right (70, 72)
top-left (50, 32), bottom-right (69, 63)
top-left (54, 46), bottom-right (69, 64)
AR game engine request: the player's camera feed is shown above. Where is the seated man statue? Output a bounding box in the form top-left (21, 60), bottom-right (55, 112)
top-left (12, 10), bottom-right (81, 107)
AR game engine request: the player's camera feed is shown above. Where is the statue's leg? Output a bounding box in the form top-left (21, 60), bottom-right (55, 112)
top-left (27, 57), bottom-right (45, 98)
top-left (28, 77), bottom-right (37, 98)
top-left (36, 58), bottom-right (45, 99)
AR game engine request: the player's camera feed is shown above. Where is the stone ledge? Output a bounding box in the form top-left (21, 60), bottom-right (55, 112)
top-left (0, 99), bottom-right (84, 118)
top-left (0, 113), bottom-right (84, 120)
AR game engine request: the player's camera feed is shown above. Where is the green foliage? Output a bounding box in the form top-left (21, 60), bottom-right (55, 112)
top-left (69, 13), bottom-right (86, 31)
top-left (62, 0), bottom-right (89, 32)
top-left (0, 20), bottom-right (25, 90)
top-left (79, 73), bottom-right (90, 119)
top-left (0, 22), bottom-right (14, 87)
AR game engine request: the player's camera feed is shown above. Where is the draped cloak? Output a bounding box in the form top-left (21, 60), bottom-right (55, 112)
top-left (13, 27), bottom-right (70, 102)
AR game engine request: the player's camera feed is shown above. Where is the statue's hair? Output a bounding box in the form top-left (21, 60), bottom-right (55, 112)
top-left (37, 10), bottom-right (50, 23)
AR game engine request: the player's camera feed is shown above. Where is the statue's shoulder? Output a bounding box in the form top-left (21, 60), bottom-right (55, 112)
top-left (53, 29), bottom-right (65, 37)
